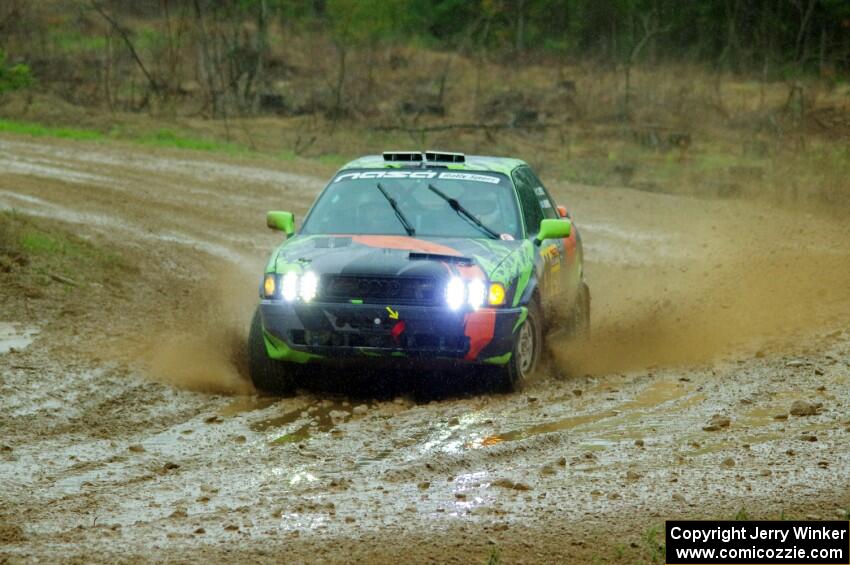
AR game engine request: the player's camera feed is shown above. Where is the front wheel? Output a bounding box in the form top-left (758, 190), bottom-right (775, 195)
top-left (248, 307), bottom-right (296, 395)
top-left (499, 300), bottom-right (543, 392)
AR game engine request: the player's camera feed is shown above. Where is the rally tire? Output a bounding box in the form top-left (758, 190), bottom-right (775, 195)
top-left (248, 307), bottom-right (296, 395)
top-left (500, 300), bottom-right (543, 392)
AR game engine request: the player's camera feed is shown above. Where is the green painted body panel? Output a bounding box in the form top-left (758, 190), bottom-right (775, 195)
top-left (483, 352), bottom-right (512, 365)
top-left (509, 242), bottom-right (535, 307)
top-left (263, 329), bottom-right (322, 363)
top-left (512, 306), bottom-right (529, 333)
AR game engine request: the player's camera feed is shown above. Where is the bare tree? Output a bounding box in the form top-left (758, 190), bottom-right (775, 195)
top-left (91, 0), bottom-right (162, 105)
top-left (791, 0), bottom-right (818, 65)
top-left (623, 10), bottom-right (670, 120)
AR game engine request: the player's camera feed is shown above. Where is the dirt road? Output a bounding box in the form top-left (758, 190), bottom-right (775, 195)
top-left (2, 136), bottom-right (850, 563)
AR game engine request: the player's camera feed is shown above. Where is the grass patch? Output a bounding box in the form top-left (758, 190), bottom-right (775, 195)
top-left (1, 210), bottom-right (135, 285)
top-left (21, 232), bottom-right (64, 254)
top-left (0, 119), bottom-right (254, 157)
top-left (734, 507), bottom-right (749, 521)
top-left (644, 524), bottom-right (665, 563)
top-left (316, 153), bottom-right (350, 167)
top-left (0, 119), bottom-right (103, 141)
top-left (136, 128), bottom-right (247, 154)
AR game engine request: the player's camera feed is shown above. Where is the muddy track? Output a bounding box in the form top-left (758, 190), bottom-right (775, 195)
top-left (2, 136), bottom-right (850, 563)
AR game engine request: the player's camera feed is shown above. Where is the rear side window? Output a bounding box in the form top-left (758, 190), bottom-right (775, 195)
top-left (513, 168), bottom-right (544, 235)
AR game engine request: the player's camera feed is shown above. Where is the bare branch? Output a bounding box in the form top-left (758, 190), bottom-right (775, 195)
top-left (90, 1), bottom-right (160, 94)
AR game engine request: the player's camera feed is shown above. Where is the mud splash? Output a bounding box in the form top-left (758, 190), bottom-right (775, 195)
top-left (133, 263), bottom-right (257, 394)
top-left (552, 204), bottom-right (850, 376)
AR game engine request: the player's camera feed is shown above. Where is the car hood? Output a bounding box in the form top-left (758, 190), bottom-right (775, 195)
top-left (267, 234), bottom-right (522, 282)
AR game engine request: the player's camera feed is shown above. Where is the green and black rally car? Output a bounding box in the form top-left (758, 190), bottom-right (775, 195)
top-left (250, 151), bottom-right (589, 392)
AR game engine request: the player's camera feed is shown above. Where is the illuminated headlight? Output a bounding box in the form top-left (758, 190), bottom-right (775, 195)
top-left (300, 271), bottom-right (318, 302)
top-left (446, 276), bottom-right (466, 310)
top-left (467, 279), bottom-right (486, 310)
top-left (281, 271), bottom-right (298, 302)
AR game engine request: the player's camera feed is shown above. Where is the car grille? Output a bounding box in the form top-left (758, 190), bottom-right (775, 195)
top-left (289, 329), bottom-right (468, 354)
top-left (320, 275), bottom-right (439, 305)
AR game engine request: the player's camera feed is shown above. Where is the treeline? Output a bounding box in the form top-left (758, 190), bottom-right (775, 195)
top-left (64, 0), bottom-right (850, 70)
top-left (304, 0), bottom-right (850, 73)
top-left (0, 0), bottom-right (848, 119)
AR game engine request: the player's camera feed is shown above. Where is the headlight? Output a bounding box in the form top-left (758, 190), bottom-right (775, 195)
top-left (281, 271), bottom-right (298, 302)
top-left (446, 277), bottom-right (498, 310)
top-left (446, 276), bottom-right (466, 310)
top-left (300, 271), bottom-right (318, 302)
top-left (467, 279), bottom-right (486, 310)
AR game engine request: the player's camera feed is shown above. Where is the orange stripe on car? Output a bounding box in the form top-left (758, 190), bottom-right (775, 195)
top-left (350, 235), bottom-right (462, 256)
top-left (464, 309), bottom-right (496, 360)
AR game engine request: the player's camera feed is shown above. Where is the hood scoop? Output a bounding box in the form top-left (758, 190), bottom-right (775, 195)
top-left (408, 252), bottom-right (473, 265)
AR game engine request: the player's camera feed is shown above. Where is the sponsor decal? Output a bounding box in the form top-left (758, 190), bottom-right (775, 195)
top-left (437, 172), bottom-right (501, 184)
top-left (534, 186), bottom-right (546, 196)
top-left (541, 244), bottom-right (560, 264)
top-left (335, 171), bottom-right (501, 184)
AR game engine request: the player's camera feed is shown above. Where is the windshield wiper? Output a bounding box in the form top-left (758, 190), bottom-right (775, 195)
top-left (426, 184), bottom-right (500, 240)
top-left (376, 183), bottom-right (415, 236)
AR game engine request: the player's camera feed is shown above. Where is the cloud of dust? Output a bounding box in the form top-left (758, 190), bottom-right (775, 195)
top-left (139, 264), bottom-right (256, 395)
top-left (551, 208), bottom-right (850, 376)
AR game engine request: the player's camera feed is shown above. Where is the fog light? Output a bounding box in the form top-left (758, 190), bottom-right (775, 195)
top-left (263, 274), bottom-right (276, 298)
top-left (446, 276), bottom-right (465, 311)
top-left (488, 283), bottom-right (506, 306)
top-left (282, 271), bottom-right (298, 302)
top-left (300, 271), bottom-right (318, 302)
top-left (468, 279), bottom-right (486, 310)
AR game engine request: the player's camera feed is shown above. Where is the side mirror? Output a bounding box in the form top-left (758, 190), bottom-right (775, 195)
top-left (267, 211), bottom-right (295, 237)
top-left (557, 205), bottom-right (569, 218)
top-left (535, 218), bottom-right (571, 244)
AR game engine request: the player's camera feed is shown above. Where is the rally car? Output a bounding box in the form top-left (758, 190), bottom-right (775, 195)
top-left (249, 150), bottom-right (589, 393)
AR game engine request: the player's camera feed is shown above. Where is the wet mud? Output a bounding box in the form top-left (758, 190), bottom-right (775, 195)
top-left (1, 136), bottom-right (850, 562)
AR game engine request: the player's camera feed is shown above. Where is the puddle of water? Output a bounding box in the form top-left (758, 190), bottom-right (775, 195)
top-left (251, 407), bottom-right (308, 433)
top-left (471, 411), bottom-right (618, 447)
top-left (741, 389), bottom-right (835, 427)
top-left (685, 432), bottom-right (786, 456)
top-left (0, 322), bottom-right (39, 354)
top-left (217, 396), bottom-right (277, 417)
top-left (620, 380), bottom-right (690, 409)
top-left (251, 400), bottom-right (362, 444)
top-left (473, 380), bottom-right (693, 448)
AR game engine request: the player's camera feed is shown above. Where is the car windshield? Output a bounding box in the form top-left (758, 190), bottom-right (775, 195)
top-left (301, 169), bottom-right (521, 239)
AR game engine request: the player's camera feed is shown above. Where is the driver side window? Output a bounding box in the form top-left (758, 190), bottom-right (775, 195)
top-left (513, 168), bottom-right (544, 236)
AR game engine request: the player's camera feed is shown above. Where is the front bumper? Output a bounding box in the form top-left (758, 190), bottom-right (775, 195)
top-left (259, 300), bottom-right (526, 366)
